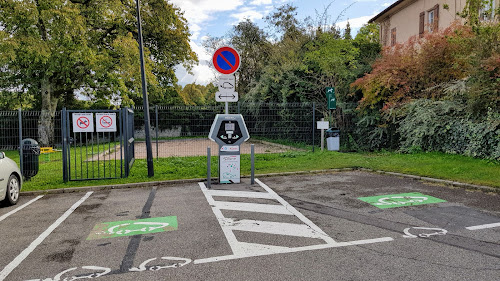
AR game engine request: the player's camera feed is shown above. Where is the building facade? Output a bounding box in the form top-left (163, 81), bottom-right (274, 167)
top-left (369, 0), bottom-right (498, 46)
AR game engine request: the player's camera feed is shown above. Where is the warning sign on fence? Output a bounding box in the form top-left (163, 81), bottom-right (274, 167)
top-left (73, 113), bottom-right (94, 133)
top-left (96, 113), bottom-right (117, 132)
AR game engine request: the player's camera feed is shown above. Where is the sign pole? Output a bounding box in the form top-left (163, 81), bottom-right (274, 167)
top-left (135, 0), bottom-right (154, 177)
top-left (225, 102), bottom-right (229, 114)
top-left (320, 118), bottom-right (325, 151)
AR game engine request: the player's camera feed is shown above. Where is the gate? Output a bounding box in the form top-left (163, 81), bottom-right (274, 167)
top-left (62, 108), bottom-right (135, 182)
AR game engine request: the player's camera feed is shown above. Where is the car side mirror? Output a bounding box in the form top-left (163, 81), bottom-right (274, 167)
top-left (0, 152), bottom-right (4, 159)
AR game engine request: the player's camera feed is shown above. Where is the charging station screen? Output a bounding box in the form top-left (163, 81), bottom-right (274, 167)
top-left (225, 123), bottom-right (235, 131)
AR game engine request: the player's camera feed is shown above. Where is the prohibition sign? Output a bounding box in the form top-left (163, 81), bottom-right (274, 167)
top-left (100, 115), bottom-right (113, 128)
top-left (77, 117), bottom-right (90, 129)
top-left (212, 46), bottom-right (240, 74)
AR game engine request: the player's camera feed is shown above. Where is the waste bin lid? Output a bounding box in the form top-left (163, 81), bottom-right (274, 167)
top-left (22, 138), bottom-right (39, 145)
top-left (326, 128), bottom-right (340, 133)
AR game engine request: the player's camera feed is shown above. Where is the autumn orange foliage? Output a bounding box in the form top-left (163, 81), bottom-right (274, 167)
top-left (351, 23), bottom-right (477, 111)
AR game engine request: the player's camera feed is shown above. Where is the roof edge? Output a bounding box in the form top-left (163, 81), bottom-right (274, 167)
top-left (369, 0), bottom-right (406, 23)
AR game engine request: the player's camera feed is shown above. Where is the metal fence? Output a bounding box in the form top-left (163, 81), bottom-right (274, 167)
top-left (0, 102), bottom-right (358, 159)
top-left (133, 103), bottom-right (320, 158)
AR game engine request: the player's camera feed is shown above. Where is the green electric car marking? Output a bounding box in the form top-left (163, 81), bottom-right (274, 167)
top-left (87, 216), bottom-right (178, 240)
top-left (358, 192), bottom-right (446, 209)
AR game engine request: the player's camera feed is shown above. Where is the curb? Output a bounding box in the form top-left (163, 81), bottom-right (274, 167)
top-left (20, 167), bottom-right (498, 196)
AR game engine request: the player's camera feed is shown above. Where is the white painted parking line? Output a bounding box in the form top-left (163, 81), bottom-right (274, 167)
top-left (0, 192), bottom-right (93, 281)
top-left (466, 222), bottom-right (500, 230)
top-left (0, 196), bottom-right (43, 223)
top-left (222, 219), bottom-right (326, 239)
top-left (208, 190), bottom-right (274, 199)
top-left (194, 237), bottom-right (394, 264)
top-left (214, 201), bottom-right (293, 215)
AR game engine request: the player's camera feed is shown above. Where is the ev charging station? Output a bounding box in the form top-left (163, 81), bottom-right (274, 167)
top-left (208, 114), bottom-right (249, 183)
top-left (208, 46), bottom-right (251, 184)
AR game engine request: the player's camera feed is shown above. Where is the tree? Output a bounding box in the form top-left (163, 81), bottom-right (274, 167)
top-left (0, 0), bottom-right (197, 145)
top-left (343, 21), bottom-right (352, 40)
top-left (230, 20), bottom-right (271, 95)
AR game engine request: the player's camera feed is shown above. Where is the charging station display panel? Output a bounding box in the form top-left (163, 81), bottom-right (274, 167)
top-left (217, 121), bottom-right (242, 144)
top-left (209, 114), bottom-right (249, 146)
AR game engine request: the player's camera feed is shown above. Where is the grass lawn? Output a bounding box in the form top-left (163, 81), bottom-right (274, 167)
top-left (4, 150), bottom-right (499, 192)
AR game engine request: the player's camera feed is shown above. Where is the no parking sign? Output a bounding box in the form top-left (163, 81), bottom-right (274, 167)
top-left (96, 113), bottom-right (117, 132)
top-left (212, 46), bottom-right (240, 75)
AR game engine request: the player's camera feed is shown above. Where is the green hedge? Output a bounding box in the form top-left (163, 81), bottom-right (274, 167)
top-left (398, 99), bottom-right (499, 160)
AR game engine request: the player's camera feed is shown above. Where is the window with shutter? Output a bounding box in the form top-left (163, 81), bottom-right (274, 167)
top-left (428, 4), bottom-right (439, 32)
top-left (419, 12), bottom-right (425, 37)
top-left (391, 27), bottom-right (396, 46)
top-left (434, 4), bottom-right (439, 31)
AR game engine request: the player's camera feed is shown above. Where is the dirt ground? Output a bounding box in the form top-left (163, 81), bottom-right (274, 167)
top-left (92, 138), bottom-right (301, 160)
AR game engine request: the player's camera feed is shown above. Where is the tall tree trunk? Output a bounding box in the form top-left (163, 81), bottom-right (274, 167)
top-left (38, 80), bottom-right (58, 146)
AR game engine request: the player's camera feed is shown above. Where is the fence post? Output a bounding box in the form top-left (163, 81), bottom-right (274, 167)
top-left (18, 108), bottom-right (23, 178)
top-left (62, 108), bottom-right (68, 182)
top-left (155, 105), bottom-right (159, 161)
top-left (312, 102), bottom-right (315, 152)
top-left (251, 144), bottom-right (255, 185)
top-left (207, 147), bottom-right (211, 189)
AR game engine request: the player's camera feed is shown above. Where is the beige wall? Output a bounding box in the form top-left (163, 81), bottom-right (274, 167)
top-left (376, 0), bottom-right (467, 46)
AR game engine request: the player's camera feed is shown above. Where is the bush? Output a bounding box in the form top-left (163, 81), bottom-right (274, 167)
top-left (398, 99), bottom-right (499, 160)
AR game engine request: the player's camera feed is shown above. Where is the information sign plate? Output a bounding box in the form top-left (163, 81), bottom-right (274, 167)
top-left (317, 121), bottom-right (329, 130)
top-left (73, 113), bottom-right (94, 133)
top-left (326, 87), bottom-right (336, 109)
top-left (96, 113), bottom-right (117, 132)
top-left (220, 155), bottom-right (240, 183)
top-left (218, 74), bottom-right (236, 92)
top-left (215, 91), bottom-right (238, 102)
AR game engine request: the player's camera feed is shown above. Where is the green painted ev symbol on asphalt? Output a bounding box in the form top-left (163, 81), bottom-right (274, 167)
top-left (358, 192), bottom-right (446, 209)
top-left (87, 216), bottom-right (178, 240)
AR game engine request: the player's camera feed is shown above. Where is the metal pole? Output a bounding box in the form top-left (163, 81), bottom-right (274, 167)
top-left (251, 144), bottom-right (255, 185)
top-left (320, 117), bottom-right (325, 151)
top-left (312, 102), bottom-right (315, 152)
top-left (225, 102), bottom-right (229, 114)
top-left (62, 108), bottom-right (67, 182)
top-left (207, 147), bottom-right (211, 189)
top-left (135, 0), bottom-right (154, 177)
top-left (18, 108), bottom-right (23, 178)
top-left (155, 105), bottom-right (159, 161)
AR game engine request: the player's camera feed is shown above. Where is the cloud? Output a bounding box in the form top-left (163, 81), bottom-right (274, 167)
top-left (176, 41), bottom-right (215, 86)
top-left (250, 0), bottom-right (272, 5)
top-left (336, 13), bottom-right (378, 30)
top-left (171, 0), bottom-right (245, 40)
top-left (230, 7), bottom-right (265, 24)
top-left (176, 62), bottom-right (216, 86)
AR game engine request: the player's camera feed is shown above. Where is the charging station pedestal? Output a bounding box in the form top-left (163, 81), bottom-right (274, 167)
top-left (208, 114), bottom-right (249, 183)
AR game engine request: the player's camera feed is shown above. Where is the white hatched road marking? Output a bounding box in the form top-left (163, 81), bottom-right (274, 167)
top-left (255, 178), bottom-right (336, 244)
top-left (195, 180), bottom-right (393, 264)
top-left (222, 218), bottom-right (326, 239)
top-left (466, 222), bottom-right (500, 230)
top-left (0, 192), bottom-right (93, 281)
top-left (208, 190), bottom-right (274, 199)
top-left (214, 201), bottom-right (293, 215)
top-left (0, 195), bottom-right (43, 223)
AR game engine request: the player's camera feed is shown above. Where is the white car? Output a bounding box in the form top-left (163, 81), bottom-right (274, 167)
top-left (0, 152), bottom-right (22, 206)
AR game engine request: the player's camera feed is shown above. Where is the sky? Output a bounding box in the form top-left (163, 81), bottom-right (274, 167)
top-left (170, 0), bottom-right (395, 86)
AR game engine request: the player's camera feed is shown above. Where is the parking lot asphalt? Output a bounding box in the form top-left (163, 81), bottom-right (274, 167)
top-left (0, 171), bottom-right (499, 281)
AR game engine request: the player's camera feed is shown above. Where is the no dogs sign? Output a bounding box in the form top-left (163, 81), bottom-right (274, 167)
top-left (96, 113), bottom-right (117, 132)
top-left (73, 113), bottom-right (94, 133)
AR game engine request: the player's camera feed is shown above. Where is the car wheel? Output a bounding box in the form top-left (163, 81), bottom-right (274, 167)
top-left (5, 174), bottom-right (20, 206)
